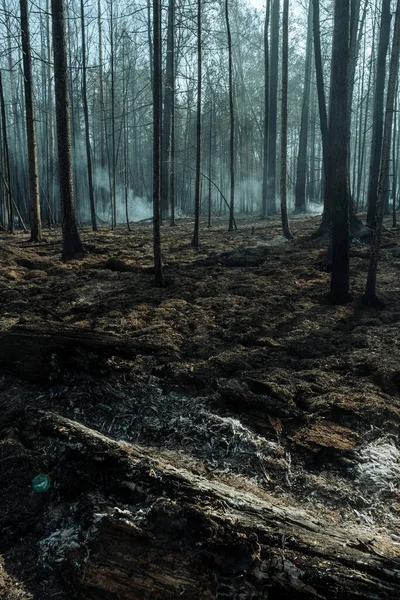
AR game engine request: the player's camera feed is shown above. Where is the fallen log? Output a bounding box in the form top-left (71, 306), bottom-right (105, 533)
top-left (0, 325), bottom-right (175, 381)
top-left (28, 412), bottom-right (400, 599)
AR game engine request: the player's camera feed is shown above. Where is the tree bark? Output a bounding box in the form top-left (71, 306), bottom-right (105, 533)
top-left (225, 0), bottom-right (235, 231)
top-left (51, 0), bottom-right (84, 257)
top-left (328, 0), bottom-right (351, 303)
top-left (20, 0), bottom-right (41, 241)
top-left (261, 0), bottom-right (270, 220)
top-left (161, 0), bottom-right (175, 218)
top-left (280, 0), bottom-right (292, 240)
top-left (295, 0), bottom-right (313, 213)
top-left (153, 0), bottom-right (165, 284)
top-left (364, 0), bottom-right (400, 304)
top-left (267, 0), bottom-right (279, 215)
top-left (0, 73), bottom-right (13, 235)
top-left (80, 0), bottom-right (97, 232)
top-left (191, 0), bottom-right (202, 247)
top-left (366, 0), bottom-right (391, 228)
top-left (312, 0), bottom-right (330, 230)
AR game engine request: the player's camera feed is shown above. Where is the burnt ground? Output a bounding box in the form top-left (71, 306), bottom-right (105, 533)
top-left (0, 214), bottom-right (399, 598)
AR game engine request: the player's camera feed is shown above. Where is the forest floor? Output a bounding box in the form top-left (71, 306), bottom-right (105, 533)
top-left (0, 214), bottom-right (399, 599)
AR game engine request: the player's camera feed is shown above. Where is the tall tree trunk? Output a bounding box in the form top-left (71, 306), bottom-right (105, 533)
top-left (366, 0), bottom-right (391, 228)
top-left (261, 0), bottom-right (270, 219)
top-left (20, 0), bottom-right (41, 241)
top-left (80, 0), bottom-right (97, 232)
top-left (207, 96), bottom-right (213, 228)
top-left (169, 67), bottom-right (176, 227)
top-left (191, 0), bottom-right (202, 247)
top-left (267, 0), bottom-right (279, 215)
top-left (295, 0), bottom-right (313, 213)
top-left (51, 0), bottom-right (84, 257)
top-left (328, 0), bottom-right (351, 304)
top-left (110, 2), bottom-right (117, 229)
top-left (161, 0), bottom-right (175, 218)
top-left (364, 0), bottom-right (400, 304)
top-left (153, 0), bottom-right (164, 285)
top-left (280, 0), bottom-right (292, 239)
top-left (97, 0), bottom-right (107, 216)
top-left (46, 0), bottom-right (55, 227)
top-left (312, 0), bottom-right (330, 230)
top-left (0, 74), bottom-right (12, 234)
top-left (226, 0), bottom-right (235, 231)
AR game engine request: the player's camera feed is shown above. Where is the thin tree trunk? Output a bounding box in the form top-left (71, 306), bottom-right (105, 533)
top-left (312, 0), bottom-right (330, 230)
top-left (280, 0), bottom-right (292, 240)
top-left (364, 0), bottom-right (400, 304)
top-left (80, 0), bottom-right (97, 232)
top-left (295, 0), bottom-right (313, 213)
top-left (191, 0), bottom-right (202, 247)
top-left (110, 2), bottom-right (117, 229)
top-left (261, 0), bottom-right (270, 219)
top-left (0, 73), bottom-right (12, 234)
top-left (208, 97), bottom-right (212, 228)
top-left (366, 0), bottom-right (391, 228)
top-left (46, 0), bottom-right (55, 227)
top-left (267, 0), bottom-right (279, 215)
top-left (226, 0), bottom-right (235, 231)
top-left (153, 0), bottom-right (164, 285)
top-left (20, 0), bottom-right (41, 240)
top-left (161, 0), bottom-right (175, 218)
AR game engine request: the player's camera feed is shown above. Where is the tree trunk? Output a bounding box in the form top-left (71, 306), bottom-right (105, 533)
top-left (226, 0), bottom-right (235, 231)
top-left (295, 0), bottom-right (313, 213)
top-left (267, 0), bottom-right (279, 215)
top-left (161, 0), bottom-right (175, 219)
top-left (153, 0), bottom-right (164, 285)
top-left (51, 0), bottom-right (84, 258)
top-left (80, 0), bottom-right (97, 232)
top-left (364, 0), bottom-right (400, 304)
top-left (366, 0), bottom-right (391, 228)
top-left (280, 0), bottom-right (292, 240)
top-left (312, 0), bottom-right (330, 230)
top-left (328, 0), bottom-right (351, 304)
top-left (0, 73), bottom-right (13, 235)
top-left (261, 0), bottom-right (270, 219)
top-left (191, 0), bottom-right (202, 247)
top-left (20, 0), bottom-right (41, 241)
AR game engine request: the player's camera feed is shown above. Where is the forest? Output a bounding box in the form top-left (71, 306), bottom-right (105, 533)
top-left (0, 0), bottom-right (400, 598)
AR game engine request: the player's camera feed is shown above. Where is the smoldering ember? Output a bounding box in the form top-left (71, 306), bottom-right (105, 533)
top-left (0, 0), bottom-right (400, 598)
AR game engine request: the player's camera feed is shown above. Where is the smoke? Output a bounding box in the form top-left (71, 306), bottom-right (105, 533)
top-left (88, 166), bottom-right (153, 224)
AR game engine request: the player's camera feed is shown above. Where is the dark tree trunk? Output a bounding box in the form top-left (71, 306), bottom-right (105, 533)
top-left (312, 0), bottom-right (330, 230)
top-left (80, 0), bottom-right (97, 232)
top-left (161, 0), bottom-right (175, 218)
top-left (267, 0), bottom-right (279, 215)
top-left (192, 0), bottom-right (202, 247)
top-left (295, 0), bottom-right (313, 213)
top-left (51, 0), bottom-right (84, 258)
top-left (0, 73), bottom-right (13, 235)
top-left (226, 0), bottom-right (235, 231)
top-left (153, 0), bottom-right (164, 285)
top-left (207, 95), bottom-right (213, 228)
top-left (364, 0), bottom-right (400, 304)
top-left (261, 0), bottom-right (270, 220)
top-left (366, 0), bottom-right (391, 228)
top-left (328, 0), bottom-right (351, 304)
top-left (280, 0), bottom-right (292, 240)
top-left (20, 0), bottom-right (41, 240)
